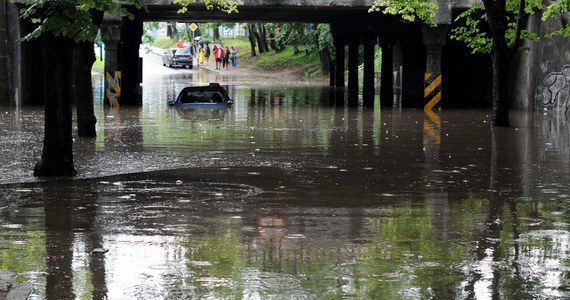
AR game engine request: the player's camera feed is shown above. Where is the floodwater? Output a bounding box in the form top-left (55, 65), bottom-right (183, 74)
top-left (1, 52), bottom-right (570, 299)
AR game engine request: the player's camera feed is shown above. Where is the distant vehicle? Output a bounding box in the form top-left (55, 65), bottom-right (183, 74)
top-left (168, 83), bottom-right (233, 109)
top-left (162, 48), bottom-right (193, 69)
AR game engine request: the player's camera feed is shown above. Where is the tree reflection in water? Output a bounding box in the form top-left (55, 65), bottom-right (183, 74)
top-left (0, 81), bottom-right (569, 298)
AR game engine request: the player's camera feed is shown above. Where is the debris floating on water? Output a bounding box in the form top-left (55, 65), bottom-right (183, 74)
top-left (91, 248), bottom-right (109, 254)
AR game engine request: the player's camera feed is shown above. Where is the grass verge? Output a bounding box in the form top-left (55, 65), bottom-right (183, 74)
top-left (221, 38), bottom-right (325, 79)
top-left (92, 57), bottom-right (104, 73)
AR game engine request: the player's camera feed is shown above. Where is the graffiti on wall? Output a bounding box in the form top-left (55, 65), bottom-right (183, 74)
top-left (539, 65), bottom-right (570, 113)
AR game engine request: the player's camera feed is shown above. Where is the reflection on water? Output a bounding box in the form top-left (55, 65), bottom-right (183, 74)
top-left (0, 71), bottom-right (569, 299)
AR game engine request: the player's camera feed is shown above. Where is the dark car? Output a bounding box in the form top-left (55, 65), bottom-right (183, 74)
top-left (162, 48), bottom-right (193, 69)
top-left (168, 83), bottom-right (233, 109)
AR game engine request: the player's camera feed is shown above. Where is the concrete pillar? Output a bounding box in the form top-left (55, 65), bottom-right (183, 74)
top-left (423, 25), bottom-right (447, 73)
top-left (0, 0), bottom-right (9, 105)
top-left (20, 17), bottom-right (45, 105)
top-left (333, 35), bottom-right (345, 88)
top-left (422, 25), bottom-right (447, 111)
top-left (120, 16), bottom-right (143, 105)
top-left (100, 13), bottom-right (122, 107)
top-left (329, 62), bottom-right (335, 87)
top-left (73, 42), bottom-right (97, 137)
top-left (362, 32), bottom-right (377, 107)
top-left (392, 39), bottom-right (403, 107)
top-left (2, 3), bottom-right (44, 106)
top-left (347, 38), bottom-right (359, 107)
top-left (331, 24), bottom-right (347, 107)
top-left (379, 37), bottom-right (395, 107)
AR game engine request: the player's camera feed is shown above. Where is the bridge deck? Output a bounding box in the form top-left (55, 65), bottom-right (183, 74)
top-left (135, 0), bottom-right (475, 23)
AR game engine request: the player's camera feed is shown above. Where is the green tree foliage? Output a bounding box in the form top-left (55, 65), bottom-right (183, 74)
top-left (18, 0), bottom-right (144, 42)
top-left (369, 0), bottom-right (437, 23)
top-left (142, 22), bottom-right (160, 45)
top-left (314, 24), bottom-right (334, 55)
top-left (173, 0), bottom-right (241, 13)
top-left (265, 24), bottom-right (333, 55)
top-left (543, 1), bottom-right (570, 37)
top-left (450, 1), bottom-right (542, 55)
top-left (199, 22), bottom-right (225, 40)
top-left (274, 24), bottom-right (306, 54)
top-left (258, 23), bottom-right (334, 75)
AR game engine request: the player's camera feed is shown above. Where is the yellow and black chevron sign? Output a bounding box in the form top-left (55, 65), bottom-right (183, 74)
top-left (105, 71), bottom-right (122, 107)
top-left (424, 72), bottom-right (441, 111)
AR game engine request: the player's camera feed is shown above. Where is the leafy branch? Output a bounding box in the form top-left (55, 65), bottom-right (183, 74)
top-left (19, 0), bottom-right (145, 42)
top-left (450, 0), bottom-right (542, 55)
top-left (369, 0), bottom-right (437, 24)
top-left (173, 0), bottom-right (242, 14)
top-left (543, 0), bottom-right (570, 37)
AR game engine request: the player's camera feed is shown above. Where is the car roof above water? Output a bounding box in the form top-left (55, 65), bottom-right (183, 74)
top-left (176, 84), bottom-right (230, 104)
top-left (180, 83), bottom-right (227, 93)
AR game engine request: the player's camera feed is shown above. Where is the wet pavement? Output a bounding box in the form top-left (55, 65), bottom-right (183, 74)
top-left (0, 51), bottom-right (570, 299)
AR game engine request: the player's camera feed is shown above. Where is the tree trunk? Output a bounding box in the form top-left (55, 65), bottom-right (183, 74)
top-left (269, 37), bottom-right (280, 52)
top-left (184, 24), bottom-right (193, 42)
top-left (75, 10), bottom-right (103, 137)
top-left (483, 0), bottom-right (511, 126)
top-left (253, 27), bottom-right (265, 54)
top-left (320, 47), bottom-right (331, 75)
top-left (194, 27), bottom-right (203, 38)
top-left (73, 42), bottom-right (97, 137)
top-left (315, 29), bottom-right (331, 75)
top-left (257, 23), bottom-right (269, 52)
top-left (167, 22), bottom-right (178, 37)
top-left (490, 45), bottom-right (511, 126)
top-left (34, 33), bottom-right (76, 176)
top-left (213, 26), bottom-right (220, 40)
top-left (247, 24), bottom-right (257, 57)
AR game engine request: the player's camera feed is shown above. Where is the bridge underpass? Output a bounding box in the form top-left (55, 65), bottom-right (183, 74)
top-left (2, 0), bottom-right (494, 110)
top-left (98, 1), bottom-right (490, 110)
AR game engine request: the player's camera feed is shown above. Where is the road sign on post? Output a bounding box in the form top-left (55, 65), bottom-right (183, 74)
top-left (190, 23), bottom-right (198, 32)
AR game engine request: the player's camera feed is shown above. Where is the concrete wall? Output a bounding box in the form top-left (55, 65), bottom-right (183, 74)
top-left (512, 14), bottom-right (570, 113)
top-left (510, 15), bottom-right (542, 111)
top-left (0, 0), bottom-right (44, 106)
top-left (532, 15), bottom-right (570, 113)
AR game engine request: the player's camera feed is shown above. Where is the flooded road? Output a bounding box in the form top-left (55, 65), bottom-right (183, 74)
top-left (1, 51), bottom-right (570, 299)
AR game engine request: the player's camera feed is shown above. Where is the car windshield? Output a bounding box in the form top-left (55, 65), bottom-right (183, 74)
top-left (178, 90), bottom-right (225, 103)
top-left (174, 49), bottom-right (190, 55)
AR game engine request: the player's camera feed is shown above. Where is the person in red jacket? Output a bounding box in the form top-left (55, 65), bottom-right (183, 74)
top-left (213, 46), bottom-right (224, 70)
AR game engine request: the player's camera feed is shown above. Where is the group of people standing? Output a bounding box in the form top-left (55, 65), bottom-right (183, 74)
top-left (211, 45), bottom-right (237, 70)
top-left (191, 43), bottom-right (237, 70)
top-left (176, 39), bottom-right (238, 70)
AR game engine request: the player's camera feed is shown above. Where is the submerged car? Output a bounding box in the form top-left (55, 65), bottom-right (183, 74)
top-left (168, 83), bottom-right (233, 109)
top-left (162, 48), bottom-right (193, 69)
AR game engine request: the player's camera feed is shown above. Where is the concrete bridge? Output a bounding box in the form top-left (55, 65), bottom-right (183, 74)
top-left (1, 0), bottom-right (568, 111)
top-left (99, 0), bottom-right (469, 109)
